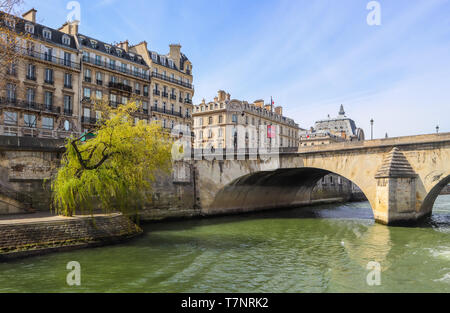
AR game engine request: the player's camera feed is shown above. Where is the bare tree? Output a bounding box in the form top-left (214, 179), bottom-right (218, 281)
top-left (0, 0), bottom-right (27, 95)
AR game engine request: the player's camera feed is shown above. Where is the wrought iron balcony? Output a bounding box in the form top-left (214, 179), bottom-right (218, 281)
top-left (184, 98), bottom-right (193, 104)
top-left (0, 97), bottom-right (61, 114)
top-left (22, 48), bottom-right (80, 70)
top-left (64, 108), bottom-right (73, 116)
top-left (170, 94), bottom-right (177, 100)
top-left (162, 92), bottom-right (168, 98)
top-left (153, 90), bottom-right (160, 96)
top-left (84, 76), bottom-right (92, 83)
top-left (152, 106), bottom-right (183, 118)
top-left (108, 81), bottom-right (132, 93)
top-left (82, 116), bottom-right (98, 124)
top-left (26, 75), bottom-right (36, 81)
top-left (82, 56), bottom-right (149, 80)
top-left (151, 72), bottom-right (193, 89)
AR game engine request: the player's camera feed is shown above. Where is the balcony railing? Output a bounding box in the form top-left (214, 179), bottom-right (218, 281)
top-left (84, 77), bottom-right (92, 83)
top-left (170, 94), bottom-right (177, 100)
top-left (26, 75), bottom-right (36, 81)
top-left (64, 108), bottom-right (73, 116)
top-left (0, 97), bottom-right (61, 114)
top-left (82, 116), bottom-right (98, 124)
top-left (22, 48), bottom-right (80, 70)
top-left (44, 79), bottom-right (54, 85)
top-left (0, 125), bottom-right (80, 139)
top-left (152, 106), bottom-right (183, 118)
top-left (184, 99), bottom-right (193, 104)
top-left (82, 56), bottom-right (149, 80)
top-left (162, 92), bottom-right (168, 98)
top-left (143, 91), bottom-right (149, 97)
top-left (108, 81), bottom-right (132, 93)
top-left (153, 90), bottom-right (160, 96)
top-left (151, 72), bottom-right (193, 89)
top-left (97, 79), bottom-right (103, 86)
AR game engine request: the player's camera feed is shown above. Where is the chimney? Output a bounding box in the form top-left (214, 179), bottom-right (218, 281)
top-left (275, 106), bottom-right (283, 116)
top-left (214, 96), bottom-right (218, 103)
top-left (22, 8), bottom-right (37, 23)
top-left (217, 90), bottom-right (226, 102)
top-left (59, 20), bottom-right (79, 36)
top-left (226, 93), bottom-right (231, 101)
top-left (117, 40), bottom-right (129, 53)
top-left (265, 104), bottom-right (273, 112)
top-left (253, 100), bottom-right (264, 108)
top-left (169, 43), bottom-right (181, 69)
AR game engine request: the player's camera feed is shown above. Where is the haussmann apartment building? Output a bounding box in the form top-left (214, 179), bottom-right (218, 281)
top-left (0, 8), bottom-right (195, 139)
top-left (193, 90), bottom-right (300, 150)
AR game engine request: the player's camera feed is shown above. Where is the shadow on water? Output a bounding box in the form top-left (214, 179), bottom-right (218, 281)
top-left (142, 201), bottom-right (375, 233)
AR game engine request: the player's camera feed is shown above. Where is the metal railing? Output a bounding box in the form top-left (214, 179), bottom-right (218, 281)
top-left (0, 97), bottom-right (61, 114)
top-left (82, 56), bottom-right (150, 80)
top-left (82, 116), bottom-right (97, 124)
top-left (22, 48), bottom-right (80, 70)
top-left (151, 72), bottom-right (193, 89)
top-left (108, 81), bottom-right (132, 93)
top-left (0, 125), bottom-right (80, 139)
top-left (152, 106), bottom-right (183, 118)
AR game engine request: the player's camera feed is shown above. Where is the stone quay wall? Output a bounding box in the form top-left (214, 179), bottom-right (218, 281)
top-left (0, 214), bottom-right (142, 260)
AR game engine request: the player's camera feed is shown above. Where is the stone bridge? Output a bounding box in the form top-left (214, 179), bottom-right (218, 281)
top-left (194, 133), bottom-right (450, 225)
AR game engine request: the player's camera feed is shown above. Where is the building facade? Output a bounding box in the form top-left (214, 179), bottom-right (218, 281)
top-left (130, 41), bottom-right (194, 133)
top-left (0, 9), bottom-right (194, 139)
top-left (299, 105), bottom-right (365, 147)
top-left (193, 90), bottom-right (299, 150)
top-left (0, 9), bottom-right (81, 139)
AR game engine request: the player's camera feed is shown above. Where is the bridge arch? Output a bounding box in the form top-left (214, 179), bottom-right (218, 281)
top-left (420, 174), bottom-right (450, 217)
top-left (208, 166), bottom-right (375, 218)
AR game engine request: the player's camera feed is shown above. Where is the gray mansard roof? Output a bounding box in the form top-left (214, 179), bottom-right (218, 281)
top-left (0, 12), bottom-right (78, 50)
top-left (78, 34), bottom-right (148, 67)
top-left (148, 50), bottom-right (190, 72)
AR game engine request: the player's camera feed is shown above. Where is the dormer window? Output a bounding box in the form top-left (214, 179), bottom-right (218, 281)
top-left (151, 52), bottom-right (157, 62)
top-left (105, 45), bottom-right (111, 53)
top-left (62, 35), bottom-right (71, 46)
top-left (25, 23), bottom-right (34, 34)
top-left (168, 59), bottom-right (174, 68)
top-left (129, 53), bottom-right (135, 58)
top-left (43, 28), bottom-right (52, 40)
top-left (116, 49), bottom-right (122, 57)
top-left (90, 40), bottom-right (98, 49)
top-left (160, 57), bottom-right (165, 65)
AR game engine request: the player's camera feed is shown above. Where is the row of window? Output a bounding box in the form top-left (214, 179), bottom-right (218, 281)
top-left (3, 111), bottom-right (56, 129)
top-left (21, 63), bottom-right (74, 87)
top-left (6, 83), bottom-right (73, 111)
top-left (84, 68), bottom-right (149, 93)
top-left (195, 115), bottom-right (297, 138)
top-left (82, 51), bottom-right (147, 75)
top-left (153, 84), bottom-right (192, 101)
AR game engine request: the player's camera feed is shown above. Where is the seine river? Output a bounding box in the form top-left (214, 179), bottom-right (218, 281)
top-left (1, 195), bottom-right (450, 293)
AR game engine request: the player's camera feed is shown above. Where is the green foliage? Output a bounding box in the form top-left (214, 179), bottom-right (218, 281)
top-left (51, 102), bottom-right (172, 217)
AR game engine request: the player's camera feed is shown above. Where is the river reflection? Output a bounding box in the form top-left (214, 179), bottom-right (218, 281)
top-left (0, 196), bottom-right (449, 293)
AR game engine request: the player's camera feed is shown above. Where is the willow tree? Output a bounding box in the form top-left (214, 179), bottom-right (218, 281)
top-left (51, 101), bottom-right (172, 217)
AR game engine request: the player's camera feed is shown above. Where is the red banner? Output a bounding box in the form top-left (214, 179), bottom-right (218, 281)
top-left (267, 125), bottom-right (276, 138)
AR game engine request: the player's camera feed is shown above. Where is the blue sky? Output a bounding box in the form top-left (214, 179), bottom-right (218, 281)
top-left (21, 0), bottom-right (450, 138)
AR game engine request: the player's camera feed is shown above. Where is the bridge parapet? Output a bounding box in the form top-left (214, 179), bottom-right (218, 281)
top-left (298, 132), bottom-right (450, 154)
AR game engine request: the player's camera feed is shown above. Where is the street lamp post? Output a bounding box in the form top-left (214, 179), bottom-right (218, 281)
top-left (370, 119), bottom-right (374, 140)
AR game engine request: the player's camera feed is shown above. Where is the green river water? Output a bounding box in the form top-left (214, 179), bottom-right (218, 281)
top-left (1, 195), bottom-right (450, 293)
